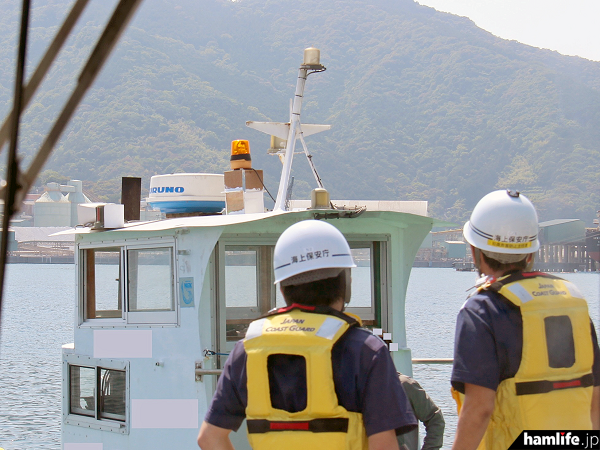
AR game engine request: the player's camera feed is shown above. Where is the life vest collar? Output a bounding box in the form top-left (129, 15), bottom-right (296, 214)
top-left (268, 303), bottom-right (359, 327)
top-left (488, 271), bottom-right (564, 293)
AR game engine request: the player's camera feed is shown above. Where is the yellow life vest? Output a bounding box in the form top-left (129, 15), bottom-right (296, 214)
top-left (243, 304), bottom-right (368, 450)
top-left (453, 272), bottom-right (594, 450)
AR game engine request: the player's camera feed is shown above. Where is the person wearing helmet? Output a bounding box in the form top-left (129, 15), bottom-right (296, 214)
top-left (198, 220), bottom-right (417, 450)
top-left (451, 190), bottom-right (600, 450)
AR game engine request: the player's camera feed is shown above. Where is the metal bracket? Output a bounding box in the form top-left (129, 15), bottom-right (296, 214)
top-left (313, 206), bottom-right (367, 220)
top-left (195, 361), bottom-right (223, 382)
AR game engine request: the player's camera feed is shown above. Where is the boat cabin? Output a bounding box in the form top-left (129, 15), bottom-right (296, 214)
top-left (61, 206), bottom-right (435, 448)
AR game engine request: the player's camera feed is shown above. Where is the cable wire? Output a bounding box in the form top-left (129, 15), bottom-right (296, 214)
top-left (0, 0), bottom-right (31, 337)
top-left (250, 168), bottom-right (275, 203)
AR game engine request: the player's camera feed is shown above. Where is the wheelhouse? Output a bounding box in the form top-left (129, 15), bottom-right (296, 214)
top-left (62, 207), bottom-right (435, 449)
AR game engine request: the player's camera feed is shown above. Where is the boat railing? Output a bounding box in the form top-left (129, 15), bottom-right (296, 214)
top-left (412, 358), bottom-right (454, 365)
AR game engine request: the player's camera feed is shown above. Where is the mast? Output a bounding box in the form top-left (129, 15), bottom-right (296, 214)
top-left (274, 47), bottom-right (326, 211)
top-left (245, 48), bottom-right (329, 211)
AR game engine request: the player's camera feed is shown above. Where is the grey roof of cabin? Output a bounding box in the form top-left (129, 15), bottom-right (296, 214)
top-left (11, 227), bottom-right (74, 242)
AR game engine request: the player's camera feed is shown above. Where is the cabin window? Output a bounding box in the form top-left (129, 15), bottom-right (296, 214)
top-left (345, 244), bottom-right (378, 325)
top-left (81, 242), bottom-right (177, 325)
top-left (84, 247), bottom-right (123, 320)
top-left (220, 240), bottom-right (384, 345)
top-left (124, 247), bottom-right (176, 325)
top-left (224, 246), bottom-right (270, 341)
top-left (225, 247), bottom-right (258, 309)
top-left (69, 365), bottom-right (96, 417)
top-left (99, 368), bottom-right (127, 420)
top-left (66, 358), bottom-right (128, 433)
top-left (272, 246), bottom-right (376, 317)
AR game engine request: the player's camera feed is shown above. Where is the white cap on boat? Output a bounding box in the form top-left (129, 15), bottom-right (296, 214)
top-left (303, 47), bottom-right (320, 65)
top-left (273, 220), bottom-right (355, 285)
top-left (463, 189), bottom-right (539, 254)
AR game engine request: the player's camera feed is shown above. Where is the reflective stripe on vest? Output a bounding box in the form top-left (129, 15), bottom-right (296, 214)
top-left (515, 373), bottom-right (594, 395)
top-left (247, 417), bottom-right (349, 433)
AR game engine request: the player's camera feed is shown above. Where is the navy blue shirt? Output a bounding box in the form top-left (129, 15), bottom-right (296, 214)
top-left (205, 326), bottom-right (417, 437)
top-left (452, 288), bottom-right (600, 393)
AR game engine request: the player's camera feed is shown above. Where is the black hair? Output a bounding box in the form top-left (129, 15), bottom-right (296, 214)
top-left (281, 270), bottom-right (346, 307)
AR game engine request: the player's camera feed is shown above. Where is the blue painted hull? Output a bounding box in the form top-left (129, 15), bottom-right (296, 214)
top-left (149, 200), bottom-right (225, 214)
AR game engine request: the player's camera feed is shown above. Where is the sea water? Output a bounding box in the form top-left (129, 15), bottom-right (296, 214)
top-left (0, 264), bottom-right (598, 449)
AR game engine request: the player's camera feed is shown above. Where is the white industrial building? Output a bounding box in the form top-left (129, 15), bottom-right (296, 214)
top-left (33, 180), bottom-right (91, 227)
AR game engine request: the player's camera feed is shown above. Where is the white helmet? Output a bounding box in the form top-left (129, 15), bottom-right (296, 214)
top-left (274, 220), bottom-right (356, 285)
top-left (463, 189), bottom-right (539, 254)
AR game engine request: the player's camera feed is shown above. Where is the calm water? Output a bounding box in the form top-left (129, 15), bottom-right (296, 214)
top-left (0, 265), bottom-right (598, 449)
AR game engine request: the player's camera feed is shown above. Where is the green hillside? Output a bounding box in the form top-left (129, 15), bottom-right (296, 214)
top-left (0, 0), bottom-right (598, 224)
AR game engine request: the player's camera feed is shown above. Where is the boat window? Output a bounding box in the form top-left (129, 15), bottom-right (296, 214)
top-left (127, 248), bottom-right (174, 312)
top-left (345, 244), bottom-right (378, 325)
top-left (99, 368), bottom-right (127, 421)
top-left (224, 245), bottom-right (274, 342)
top-left (225, 248), bottom-right (258, 308)
top-left (219, 240), bottom-right (384, 346)
top-left (80, 242), bottom-right (177, 325)
top-left (350, 247), bottom-right (372, 307)
top-left (84, 248), bottom-right (123, 320)
top-left (225, 246), bottom-right (261, 341)
top-left (69, 365), bottom-right (96, 417)
top-left (69, 365), bottom-right (126, 423)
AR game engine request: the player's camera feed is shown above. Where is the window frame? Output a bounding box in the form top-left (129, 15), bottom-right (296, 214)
top-left (344, 240), bottom-right (387, 326)
top-left (81, 245), bottom-right (125, 324)
top-left (216, 235), bottom-right (389, 355)
top-left (125, 244), bottom-right (177, 324)
top-left (223, 245), bottom-right (261, 319)
top-left (78, 238), bottom-right (178, 327)
top-left (63, 354), bottom-right (130, 434)
top-left (219, 242), bottom-right (275, 345)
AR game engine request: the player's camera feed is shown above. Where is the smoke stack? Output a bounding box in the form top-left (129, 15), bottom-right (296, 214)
top-left (121, 177), bottom-right (141, 221)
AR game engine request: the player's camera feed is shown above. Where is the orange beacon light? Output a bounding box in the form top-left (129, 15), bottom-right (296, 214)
top-left (230, 139), bottom-right (252, 170)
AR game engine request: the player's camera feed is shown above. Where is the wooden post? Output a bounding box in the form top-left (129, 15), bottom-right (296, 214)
top-left (85, 249), bottom-right (95, 319)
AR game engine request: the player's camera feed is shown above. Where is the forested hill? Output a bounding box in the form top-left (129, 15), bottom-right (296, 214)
top-left (0, 0), bottom-right (598, 224)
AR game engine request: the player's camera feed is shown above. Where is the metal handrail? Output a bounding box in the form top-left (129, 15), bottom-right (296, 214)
top-left (412, 358), bottom-right (453, 365)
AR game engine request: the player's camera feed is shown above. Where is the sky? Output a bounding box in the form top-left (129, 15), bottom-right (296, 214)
top-left (416, 0), bottom-right (600, 62)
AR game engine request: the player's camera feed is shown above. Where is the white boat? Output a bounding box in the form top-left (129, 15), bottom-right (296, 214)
top-left (60, 48), bottom-right (441, 449)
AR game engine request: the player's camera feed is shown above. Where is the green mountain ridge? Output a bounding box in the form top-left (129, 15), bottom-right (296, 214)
top-left (0, 0), bottom-right (598, 224)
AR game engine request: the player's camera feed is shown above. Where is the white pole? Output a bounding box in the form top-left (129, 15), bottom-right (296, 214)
top-left (273, 66), bottom-right (308, 211)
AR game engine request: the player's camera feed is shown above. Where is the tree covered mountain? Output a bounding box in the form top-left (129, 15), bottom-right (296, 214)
top-left (0, 0), bottom-right (598, 224)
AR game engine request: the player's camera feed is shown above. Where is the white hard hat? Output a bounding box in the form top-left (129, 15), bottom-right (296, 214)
top-left (463, 189), bottom-right (539, 254)
top-left (274, 220), bottom-right (356, 285)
